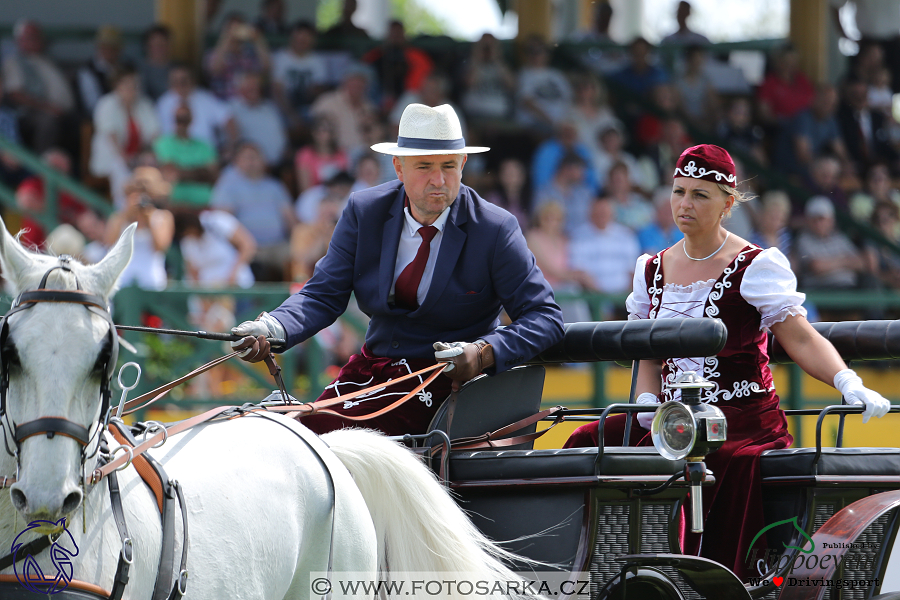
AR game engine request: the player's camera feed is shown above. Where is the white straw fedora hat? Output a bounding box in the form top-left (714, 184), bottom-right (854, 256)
top-left (371, 103), bottom-right (489, 156)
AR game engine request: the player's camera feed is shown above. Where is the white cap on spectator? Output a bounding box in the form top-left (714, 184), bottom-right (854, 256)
top-left (805, 196), bottom-right (834, 218)
top-left (371, 104), bottom-right (489, 156)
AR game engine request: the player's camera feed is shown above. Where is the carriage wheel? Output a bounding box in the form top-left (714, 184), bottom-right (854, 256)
top-left (596, 567), bottom-right (686, 600)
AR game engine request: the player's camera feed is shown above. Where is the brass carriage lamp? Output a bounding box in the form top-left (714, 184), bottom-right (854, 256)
top-left (651, 371), bottom-right (727, 533)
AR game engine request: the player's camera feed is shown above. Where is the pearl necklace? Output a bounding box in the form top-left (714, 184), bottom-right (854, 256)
top-left (683, 231), bottom-right (730, 261)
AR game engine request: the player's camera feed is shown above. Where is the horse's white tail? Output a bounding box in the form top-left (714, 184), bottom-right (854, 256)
top-left (323, 429), bottom-right (527, 582)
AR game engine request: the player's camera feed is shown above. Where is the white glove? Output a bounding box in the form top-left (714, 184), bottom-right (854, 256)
top-left (433, 341), bottom-right (468, 372)
top-left (636, 392), bottom-right (660, 430)
top-left (231, 312), bottom-right (286, 357)
top-left (834, 369), bottom-right (891, 424)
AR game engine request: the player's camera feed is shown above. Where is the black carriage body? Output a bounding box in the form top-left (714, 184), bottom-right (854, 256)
top-left (414, 320), bottom-right (900, 600)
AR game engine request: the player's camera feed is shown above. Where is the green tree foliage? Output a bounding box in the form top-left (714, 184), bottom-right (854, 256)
top-left (316, 0), bottom-right (450, 38)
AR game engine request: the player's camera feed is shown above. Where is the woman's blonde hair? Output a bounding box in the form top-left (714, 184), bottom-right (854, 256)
top-left (717, 182), bottom-right (756, 217)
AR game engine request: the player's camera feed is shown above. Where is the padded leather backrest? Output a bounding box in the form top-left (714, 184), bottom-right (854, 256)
top-left (427, 365), bottom-right (545, 449)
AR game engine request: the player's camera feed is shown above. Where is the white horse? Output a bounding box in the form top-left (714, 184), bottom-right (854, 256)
top-left (0, 220), bottom-right (532, 599)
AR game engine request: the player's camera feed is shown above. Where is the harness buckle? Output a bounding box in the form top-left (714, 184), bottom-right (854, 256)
top-left (177, 569), bottom-right (188, 595)
top-left (142, 421), bottom-right (168, 448)
top-left (121, 537), bottom-right (134, 564)
top-left (109, 445), bottom-right (133, 471)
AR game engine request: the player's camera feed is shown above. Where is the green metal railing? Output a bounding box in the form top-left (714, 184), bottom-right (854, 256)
top-left (0, 135), bottom-right (113, 233)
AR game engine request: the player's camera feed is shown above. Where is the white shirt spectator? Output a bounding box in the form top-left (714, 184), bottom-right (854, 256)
top-left (272, 49), bottom-right (327, 109)
top-left (181, 210), bottom-right (255, 288)
top-left (157, 89), bottom-right (232, 148)
top-left (229, 97), bottom-right (287, 166)
top-left (516, 67), bottom-right (573, 128)
top-left (570, 221), bottom-right (641, 293)
top-left (118, 228), bottom-right (167, 290)
top-left (90, 91), bottom-right (160, 177)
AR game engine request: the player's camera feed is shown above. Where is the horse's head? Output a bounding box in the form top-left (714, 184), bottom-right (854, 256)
top-left (0, 216), bottom-right (134, 523)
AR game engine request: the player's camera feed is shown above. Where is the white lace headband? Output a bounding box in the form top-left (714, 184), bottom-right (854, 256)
top-left (673, 160), bottom-right (737, 184)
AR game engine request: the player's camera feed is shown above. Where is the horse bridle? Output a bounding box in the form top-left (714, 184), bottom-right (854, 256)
top-left (0, 257), bottom-right (119, 471)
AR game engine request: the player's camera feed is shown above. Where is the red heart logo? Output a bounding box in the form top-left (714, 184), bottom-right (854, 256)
top-left (773, 577), bottom-right (784, 586)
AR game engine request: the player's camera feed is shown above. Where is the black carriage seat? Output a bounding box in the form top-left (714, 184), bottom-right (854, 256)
top-left (448, 446), bottom-right (685, 481)
top-left (427, 365), bottom-right (546, 450)
top-left (760, 447), bottom-right (900, 479)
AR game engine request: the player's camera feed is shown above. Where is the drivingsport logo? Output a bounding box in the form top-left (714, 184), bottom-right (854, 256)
top-left (12, 518), bottom-right (79, 594)
top-left (311, 571), bottom-right (591, 598)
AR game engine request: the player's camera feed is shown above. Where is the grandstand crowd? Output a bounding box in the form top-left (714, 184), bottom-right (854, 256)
top-left (2, 0), bottom-right (900, 333)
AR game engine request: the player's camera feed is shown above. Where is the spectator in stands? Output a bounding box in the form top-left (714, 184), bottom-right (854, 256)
top-left (272, 20), bottom-right (327, 136)
top-left (634, 82), bottom-right (680, 149)
top-left (90, 66), bottom-right (161, 207)
top-left (534, 153), bottom-right (594, 236)
top-left (2, 19), bottom-right (75, 153)
top-left (794, 196), bottom-right (865, 295)
top-left (660, 1), bottom-right (711, 46)
top-left (205, 13), bottom-right (272, 100)
top-left (295, 117), bottom-right (348, 193)
top-left (105, 167), bottom-right (174, 290)
top-left (461, 33), bottom-right (515, 122)
top-left (0, 77), bottom-right (23, 180)
top-left (568, 74), bottom-right (619, 160)
top-left (868, 66), bottom-right (894, 117)
top-left (593, 125), bottom-right (645, 191)
top-left (865, 201), bottom-right (900, 290)
top-left (229, 70), bottom-right (287, 167)
top-left (324, 0), bottom-right (370, 40)
top-left (139, 25), bottom-right (173, 102)
top-left (837, 77), bottom-right (899, 176)
top-left (605, 161), bottom-right (654, 231)
top-left (363, 20), bottom-right (434, 113)
top-left (850, 161), bottom-right (900, 222)
top-left (644, 117), bottom-right (691, 192)
top-left (157, 64), bottom-right (237, 152)
top-left (15, 149), bottom-right (85, 248)
top-left (349, 119), bottom-right (394, 184)
top-left (717, 97), bottom-right (767, 166)
top-left (674, 45), bottom-right (717, 131)
top-left (609, 37), bottom-right (669, 96)
top-left (786, 83), bottom-right (849, 175)
top-left (802, 154), bottom-right (850, 217)
top-left (76, 209), bottom-right (108, 264)
top-left (295, 169), bottom-right (354, 224)
top-left (290, 182), bottom-right (346, 282)
top-left (757, 44), bottom-right (815, 126)
top-left (575, 2), bottom-right (627, 75)
top-left (352, 153), bottom-right (383, 191)
top-left (177, 209), bottom-right (256, 288)
top-left (531, 120), bottom-right (598, 192)
top-left (570, 196), bottom-right (641, 299)
top-left (638, 187), bottom-right (684, 254)
top-left (390, 72), bottom-right (466, 137)
top-left (485, 158), bottom-right (531, 231)
top-left (77, 25), bottom-right (125, 115)
top-left (526, 201), bottom-right (593, 322)
top-left (751, 190), bottom-right (792, 255)
top-left (515, 36), bottom-right (573, 134)
top-left (255, 0), bottom-right (288, 37)
top-left (153, 103), bottom-right (219, 209)
top-left (211, 142), bottom-right (296, 280)
top-left (310, 66), bottom-right (376, 156)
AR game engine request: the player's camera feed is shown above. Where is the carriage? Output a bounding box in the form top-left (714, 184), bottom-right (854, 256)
top-left (0, 225), bottom-right (898, 600)
top-left (398, 319), bottom-right (900, 600)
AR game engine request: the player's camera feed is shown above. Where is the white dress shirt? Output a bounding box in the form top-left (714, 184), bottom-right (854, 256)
top-left (389, 204), bottom-right (451, 306)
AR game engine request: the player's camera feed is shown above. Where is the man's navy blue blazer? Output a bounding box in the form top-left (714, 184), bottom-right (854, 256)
top-left (270, 180), bottom-right (564, 374)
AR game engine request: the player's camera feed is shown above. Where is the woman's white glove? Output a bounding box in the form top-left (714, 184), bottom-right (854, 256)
top-left (636, 392), bottom-right (660, 430)
top-left (834, 369), bottom-right (891, 423)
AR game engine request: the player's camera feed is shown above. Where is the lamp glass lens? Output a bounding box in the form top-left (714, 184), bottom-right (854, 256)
top-left (662, 410), bottom-right (694, 455)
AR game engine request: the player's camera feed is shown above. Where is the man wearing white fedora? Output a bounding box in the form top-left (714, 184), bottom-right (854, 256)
top-left (232, 103), bottom-right (564, 435)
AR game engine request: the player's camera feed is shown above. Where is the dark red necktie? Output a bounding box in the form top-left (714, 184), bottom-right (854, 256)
top-left (394, 225), bottom-right (438, 309)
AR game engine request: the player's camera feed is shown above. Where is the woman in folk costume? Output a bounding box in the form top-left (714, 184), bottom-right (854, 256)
top-left (564, 144), bottom-right (890, 579)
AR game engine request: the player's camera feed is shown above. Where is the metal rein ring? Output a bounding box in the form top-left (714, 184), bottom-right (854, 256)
top-left (109, 445), bottom-right (134, 472)
top-left (117, 362), bottom-right (141, 392)
top-left (141, 421), bottom-right (168, 449)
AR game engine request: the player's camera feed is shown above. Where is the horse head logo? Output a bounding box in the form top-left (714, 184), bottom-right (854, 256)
top-left (12, 518), bottom-right (79, 594)
top-left (745, 516), bottom-right (815, 561)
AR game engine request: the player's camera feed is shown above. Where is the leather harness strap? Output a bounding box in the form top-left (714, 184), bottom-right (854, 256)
top-left (108, 423), bottom-right (165, 513)
top-left (449, 406), bottom-right (566, 450)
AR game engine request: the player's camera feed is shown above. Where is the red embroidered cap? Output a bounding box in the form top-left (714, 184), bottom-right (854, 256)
top-left (673, 144), bottom-right (737, 185)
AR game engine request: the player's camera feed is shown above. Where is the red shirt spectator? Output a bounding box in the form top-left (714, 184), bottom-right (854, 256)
top-left (757, 45), bottom-right (815, 122)
top-left (16, 178), bottom-right (86, 248)
top-left (363, 20), bottom-right (433, 112)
